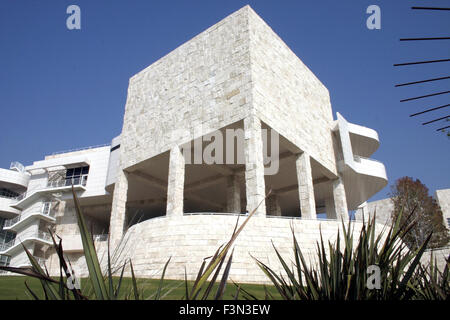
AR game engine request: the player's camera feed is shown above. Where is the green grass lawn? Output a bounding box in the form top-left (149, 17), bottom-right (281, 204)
top-left (0, 276), bottom-right (280, 300)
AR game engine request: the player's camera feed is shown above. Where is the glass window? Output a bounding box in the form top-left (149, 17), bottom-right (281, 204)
top-left (73, 167), bottom-right (81, 176)
top-left (0, 254), bottom-right (11, 267)
top-left (66, 168), bottom-right (74, 177)
top-left (0, 188), bottom-right (19, 198)
top-left (42, 202), bottom-right (51, 215)
top-left (65, 166), bottom-right (89, 185)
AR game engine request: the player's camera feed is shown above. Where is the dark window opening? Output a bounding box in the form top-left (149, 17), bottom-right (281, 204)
top-left (0, 188), bottom-right (19, 199)
top-left (110, 144), bottom-right (120, 152)
top-left (65, 165), bottom-right (90, 186)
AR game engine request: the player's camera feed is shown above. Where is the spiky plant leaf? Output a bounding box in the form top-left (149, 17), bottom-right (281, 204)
top-left (71, 187), bottom-right (109, 299)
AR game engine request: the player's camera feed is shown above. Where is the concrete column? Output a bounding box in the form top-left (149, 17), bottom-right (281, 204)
top-left (267, 193), bottom-right (281, 216)
top-left (244, 116), bottom-right (266, 216)
top-left (296, 152), bottom-right (316, 219)
top-left (325, 197), bottom-right (336, 219)
top-left (332, 176), bottom-right (349, 221)
top-left (109, 170), bottom-right (129, 247)
top-left (226, 175), bottom-right (241, 213)
top-left (166, 146), bottom-right (185, 217)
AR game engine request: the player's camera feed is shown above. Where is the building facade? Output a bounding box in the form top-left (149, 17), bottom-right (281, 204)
top-left (0, 6), bottom-right (388, 282)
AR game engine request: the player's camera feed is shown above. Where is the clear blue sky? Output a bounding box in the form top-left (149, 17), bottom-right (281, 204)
top-left (0, 0), bottom-right (449, 201)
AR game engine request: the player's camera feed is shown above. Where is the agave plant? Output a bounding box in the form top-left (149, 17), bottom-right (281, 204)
top-left (410, 253), bottom-right (449, 300)
top-left (253, 211), bottom-right (449, 300)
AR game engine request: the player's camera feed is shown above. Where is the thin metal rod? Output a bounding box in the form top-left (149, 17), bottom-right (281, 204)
top-left (400, 90), bottom-right (450, 102)
top-left (422, 115), bottom-right (450, 125)
top-left (400, 37), bottom-right (450, 41)
top-left (410, 104), bottom-right (450, 117)
top-left (436, 125), bottom-right (450, 131)
top-left (394, 59), bottom-right (450, 67)
top-left (396, 76), bottom-right (450, 87)
top-left (411, 7), bottom-right (450, 11)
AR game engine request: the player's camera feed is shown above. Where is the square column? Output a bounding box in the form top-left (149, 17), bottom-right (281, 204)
top-left (296, 152), bottom-right (316, 219)
top-left (109, 170), bottom-right (129, 247)
top-left (244, 116), bottom-right (266, 216)
top-left (226, 175), bottom-right (241, 213)
top-left (325, 196), bottom-right (336, 219)
top-left (332, 176), bottom-right (349, 221)
top-left (166, 146), bottom-right (185, 217)
top-left (267, 193), bottom-right (281, 216)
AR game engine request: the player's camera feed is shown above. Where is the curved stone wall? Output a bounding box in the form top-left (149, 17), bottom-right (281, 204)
top-left (110, 214), bottom-right (384, 284)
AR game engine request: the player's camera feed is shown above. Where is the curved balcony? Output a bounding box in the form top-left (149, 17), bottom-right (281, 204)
top-left (353, 156), bottom-right (387, 179)
top-left (3, 209), bottom-right (56, 232)
top-left (347, 123), bottom-right (380, 158)
top-left (339, 156), bottom-right (388, 210)
top-left (335, 113), bottom-right (388, 210)
top-left (0, 231), bottom-right (52, 255)
top-left (0, 168), bottom-right (30, 189)
top-left (12, 175), bottom-right (88, 210)
top-left (0, 196), bottom-right (20, 219)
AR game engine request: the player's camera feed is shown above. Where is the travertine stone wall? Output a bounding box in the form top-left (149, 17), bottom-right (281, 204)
top-left (119, 6), bottom-right (254, 171)
top-left (421, 247), bottom-right (450, 272)
top-left (10, 243), bottom-right (34, 267)
top-left (247, 7), bottom-right (337, 176)
top-left (354, 198), bottom-right (394, 225)
top-left (117, 6), bottom-right (337, 175)
top-left (106, 216), bottom-right (384, 284)
top-left (436, 189), bottom-right (450, 229)
top-left (47, 241), bottom-right (108, 278)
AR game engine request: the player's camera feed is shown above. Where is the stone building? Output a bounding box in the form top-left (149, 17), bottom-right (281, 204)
top-left (0, 6), bottom-right (388, 283)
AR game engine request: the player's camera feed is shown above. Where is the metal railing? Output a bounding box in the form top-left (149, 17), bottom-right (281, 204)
top-left (9, 161), bottom-right (25, 173)
top-left (15, 184), bottom-right (45, 201)
top-left (185, 212), bottom-right (345, 222)
top-left (4, 208), bottom-right (56, 228)
top-left (14, 174), bottom-right (88, 201)
top-left (3, 216), bottom-right (20, 228)
top-left (0, 240), bottom-right (12, 251)
top-left (184, 212), bottom-right (248, 217)
top-left (46, 175), bottom-right (88, 188)
top-left (0, 230), bottom-right (52, 252)
top-left (51, 143), bottom-right (110, 156)
top-left (0, 240), bottom-right (13, 252)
